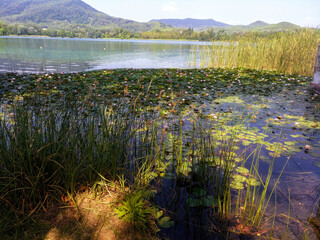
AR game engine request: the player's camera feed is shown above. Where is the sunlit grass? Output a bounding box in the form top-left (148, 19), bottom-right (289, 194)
top-left (193, 28), bottom-right (320, 75)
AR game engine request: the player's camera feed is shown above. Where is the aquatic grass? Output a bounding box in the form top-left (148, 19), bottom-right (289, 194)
top-left (0, 98), bottom-right (146, 228)
top-left (194, 28), bottom-right (320, 75)
top-left (0, 68), bottom-right (318, 239)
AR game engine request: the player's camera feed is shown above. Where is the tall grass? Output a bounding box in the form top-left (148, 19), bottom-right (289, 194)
top-left (195, 29), bottom-right (320, 75)
top-left (0, 101), bottom-right (141, 218)
top-left (0, 92), bottom-right (284, 237)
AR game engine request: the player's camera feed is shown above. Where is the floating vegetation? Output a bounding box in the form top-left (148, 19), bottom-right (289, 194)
top-left (0, 67), bottom-right (319, 239)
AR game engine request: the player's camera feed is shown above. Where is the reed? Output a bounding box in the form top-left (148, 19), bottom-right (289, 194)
top-left (0, 100), bottom-right (140, 216)
top-left (195, 28), bottom-right (320, 75)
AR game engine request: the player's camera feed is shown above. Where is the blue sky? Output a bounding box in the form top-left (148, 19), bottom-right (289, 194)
top-left (82, 0), bottom-right (320, 27)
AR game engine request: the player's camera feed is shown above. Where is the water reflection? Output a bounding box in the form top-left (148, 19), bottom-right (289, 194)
top-left (0, 37), bottom-right (211, 73)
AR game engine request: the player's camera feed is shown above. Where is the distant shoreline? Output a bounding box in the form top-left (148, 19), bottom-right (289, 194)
top-left (0, 35), bottom-right (210, 43)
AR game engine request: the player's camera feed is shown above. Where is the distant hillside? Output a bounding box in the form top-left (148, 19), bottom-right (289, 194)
top-left (248, 21), bottom-right (269, 28)
top-left (0, 0), bottom-right (169, 32)
top-left (199, 20), bottom-right (301, 32)
top-left (150, 18), bottom-right (300, 32)
top-left (150, 18), bottom-right (229, 29)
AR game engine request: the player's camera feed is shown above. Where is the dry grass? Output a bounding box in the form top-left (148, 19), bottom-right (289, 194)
top-left (29, 185), bottom-right (157, 240)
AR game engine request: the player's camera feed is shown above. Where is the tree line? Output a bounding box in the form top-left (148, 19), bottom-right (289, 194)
top-left (0, 22), bottom-right (308, 41)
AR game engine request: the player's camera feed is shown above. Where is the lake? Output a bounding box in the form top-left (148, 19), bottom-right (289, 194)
top-left (0, 37), bottom-right (211, 73)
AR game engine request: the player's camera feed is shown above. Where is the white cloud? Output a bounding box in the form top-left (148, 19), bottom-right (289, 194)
top-left (162, 2), bottom-right (179, 12)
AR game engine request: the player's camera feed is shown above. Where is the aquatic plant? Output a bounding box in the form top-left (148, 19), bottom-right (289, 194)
top-left (0, 68), bottom-right (319, 239)
top-left (193, 28), bottom-right (320, 75)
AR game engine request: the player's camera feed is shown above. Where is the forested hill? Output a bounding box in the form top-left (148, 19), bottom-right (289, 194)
top-left (150, 18), bottom-right (229, 28)
top-left (0, 0), bottom-right (168, 32)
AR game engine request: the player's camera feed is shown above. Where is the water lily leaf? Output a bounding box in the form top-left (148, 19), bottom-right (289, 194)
top-left (202, 196), bottom-right (219, 207)
top-left (312, 161), bottom-right (320, 168)
top-left (236, 167), bottom-right (249, 175)
top-left (246, 178), bottom-right (261, 187)
top-left (242, 140), bottom-right (251, 146)
top-left (284, 141), bottom-right (297, 146)
top-left (259, 155), bottom-right (270, 162)
top-left (309, 151), bottom-right (320, 158)
top-left (269, 152), bottom-right (281, 158)
top-left (290, 134), bottom-right (304, 138)
top-left (187, 198), bottom-right (200, 207)
top-left (192, 188), bottom-right (207, 197)
top-left (233, 174), bottom-right (247, 183)
top-left (230, 181), bottom-right (244, 190)
top-left (158, 216), bottom-right (175, 228)
top-left (160, 220), bottom-right (175, 228)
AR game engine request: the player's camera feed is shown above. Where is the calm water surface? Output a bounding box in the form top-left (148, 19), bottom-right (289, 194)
top-left (0, 37), bottom-right (211, 73)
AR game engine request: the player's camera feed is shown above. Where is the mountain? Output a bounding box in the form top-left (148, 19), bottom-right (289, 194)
top-left (150, 18), bottom-right (299, 32)
top-left (248, 21), bottom-right (269, 28)
top-left (150, 18), bottom-right (229, 29)
top-left (0, 1), bottom-right (301, 34)
top-left (0, 0), bottom-right (169, 32)
top-left (199, 20), bottom-right (301, 32)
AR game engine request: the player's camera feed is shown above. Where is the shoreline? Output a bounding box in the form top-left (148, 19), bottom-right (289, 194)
top-left (0, 34), bottom-right (210, 43)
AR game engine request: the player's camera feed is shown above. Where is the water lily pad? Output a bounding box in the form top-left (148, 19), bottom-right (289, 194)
top-left (187, 198), bottom-right (200, 207)
top-left (290, 134), bottom-right (304, 138)
top-left (242, 140), bottom-right (251, 146)
top-left (269, 152), bottom-right (281, 158)
top-left (236, 167), bottom-right (249, 175)
top-left (192, 188), bottom-right (207, 197)
top-left (259, 155), bottom-right (270, 162)
top-left (312, 161), bottom-right (320, 168)
top-left (284, 141), bottom-right (297, 146)
top-left (230, 181), bottom-right (244, 190)
top-left (309, 151), bottom-right (320, 158)
top-left (233, 174), bottom-right (247, 183)
top-left (202, 196), bottom-right (219, 207)
top-left (158, 216), bottom-right (175, 228)
top-left (234, 157), bottom-right (242, 162)
top-left (246, 178), bottom-right (261, 187)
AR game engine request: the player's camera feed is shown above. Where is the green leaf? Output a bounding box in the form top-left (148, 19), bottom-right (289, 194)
top-left (230, 181), bottom-right (244, 190)
top-left (236, 167), bottom-right (249, 175)
top-left (202, 196), bottom-right (219, 207)
top-left (242, 140), bottom-right (251, 146)
top-left (159, 220), bottom-right (175, 228)
top-left (312, 161), bottom-right (320, 168)
top-left (233, 174), bottom-right (247, 183)
top-left (192, 188), bottom-right (207, 197)
top-left (246, 178), bottom-right (261, 187)
top-left (158, 216), bottom-right (175, 228)
top-left (187, 198), bottom-right (200, 207)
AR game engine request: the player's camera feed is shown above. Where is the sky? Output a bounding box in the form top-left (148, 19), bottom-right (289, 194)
top-left (81, 0), bottom-right (320, 27)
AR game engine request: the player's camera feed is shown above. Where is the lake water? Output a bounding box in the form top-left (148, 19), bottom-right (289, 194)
top-left (0, 37), bottom-right (211, 73)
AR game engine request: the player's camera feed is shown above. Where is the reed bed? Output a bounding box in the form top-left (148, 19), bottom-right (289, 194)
top-left (194, 28), bottom-right (320, 75)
